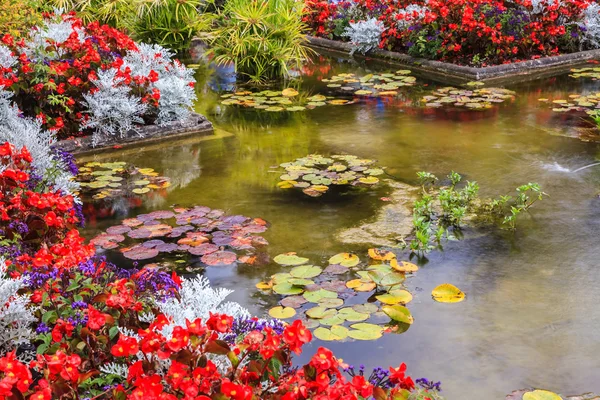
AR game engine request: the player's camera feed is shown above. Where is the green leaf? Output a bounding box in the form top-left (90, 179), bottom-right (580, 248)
top-left (273, 253), bottom-right (309, 266)
top-left (289, 265), bottom-right (322, 279)
top-left (328, 253), bottom-right (360, 267)
top-left (42, 310), bottom-right (57, 324)
top-left (382, 305), bottom-right (414, 324)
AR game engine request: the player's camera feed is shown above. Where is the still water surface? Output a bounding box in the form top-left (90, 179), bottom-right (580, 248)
top-left (80, 53), bottom-right (600, 399)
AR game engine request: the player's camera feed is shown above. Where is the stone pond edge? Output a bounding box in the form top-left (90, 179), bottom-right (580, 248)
top-left (54, 112), bottom-right (214, 156)
top-left (308, 36), bottom-right (600, 85)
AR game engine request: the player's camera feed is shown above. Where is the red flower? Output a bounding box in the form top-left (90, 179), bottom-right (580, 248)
top-left (166, 326), bottom-right (189, 352)
top-left (86, 305), bottom-right (106, 330)
top-left (111, 335), bottom-right (139, 357)
top-left (207, 312), bottom-right (233, 333)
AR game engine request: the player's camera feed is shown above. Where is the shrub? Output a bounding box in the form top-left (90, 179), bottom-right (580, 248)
top-left (0, 0), bottom-right (46, 38)
top-left (342, 17), bottom-right (385, 55)
top-left (201, 0), bottom-right (314, 83)
top-left (0, 12), bottom-right (196, 143)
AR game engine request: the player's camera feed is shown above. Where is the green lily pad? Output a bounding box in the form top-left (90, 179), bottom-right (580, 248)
top-left (382, 305), bottom-right (414, 324)
top-left (273, 283), bottom-right (304, 295)
top-left (303, 289), bottom-right (338, 303)
top-left (328, 253), bottom-right (360, 267)
top-left (273, 253), bottom-right (309, 266)
top-left (289, 265), bottom-right (323, 279)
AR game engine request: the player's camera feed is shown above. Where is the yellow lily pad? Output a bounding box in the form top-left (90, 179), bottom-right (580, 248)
top-left (268, 306), bottom-right (296, 319)
top-left (432, 283), bottom-right (465, 303)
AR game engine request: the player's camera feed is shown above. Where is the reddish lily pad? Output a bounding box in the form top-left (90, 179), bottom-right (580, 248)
top-left (201, 251), bottom-right (237, 266)
top-left (123, 246), bottom-right (160, 260)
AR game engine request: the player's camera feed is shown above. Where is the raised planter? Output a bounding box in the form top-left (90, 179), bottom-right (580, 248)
top-left (54, 112), bottom-right (214, 155)
top-left (308, 36), bottom-right (600, 85)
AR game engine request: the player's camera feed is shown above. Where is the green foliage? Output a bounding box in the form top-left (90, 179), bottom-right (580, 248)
top-left (200, 0), bottom-right (313, 83)
top-left (405, 172), bottom-right (547, 255)
top-left (46, 0), bottom-right (208, 51)
top-left (0, 0), bottom-right (47, 37)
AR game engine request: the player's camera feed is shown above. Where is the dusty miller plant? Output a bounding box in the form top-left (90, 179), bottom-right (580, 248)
top-left (0, 89), bottom-right (78, 194)
top-left (121, 43), bottom-right (197, 125)
top-left (81, 69), bottom-right (147, 146)
top-left (579, 2), bottom-right (600, 48)
top-left (342, 18), bottom-right (385, 55)
top-left (0, 259), bottom-right (36, 357)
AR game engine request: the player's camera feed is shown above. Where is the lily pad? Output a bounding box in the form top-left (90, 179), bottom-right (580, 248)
top-left (274, 253), bottom-right (309, 266)
top-left (328, 253), bottom-right (360, 267)
top-left (382, 305), bottom-right (414, 324)
top-left (303, 289), bottom-right (338, 303)
top-left (432, 283), bottom-right (465, 303)
top-left (376, 290), bottom-right (413, 305)
top-left (290, 265), bottom-right (323, 279)
top-left (123, 246), bottom-right (160, 260)
top-left (268, 306), bottom-right (296, 319)
top-left (522, 390), bottom-right (562, 400)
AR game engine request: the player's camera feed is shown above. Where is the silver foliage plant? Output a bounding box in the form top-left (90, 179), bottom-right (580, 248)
top-left (0, 89), bottom-right (78, 195)
top-left (82, 69), bottom-right (148, 147)
top-left (0, 259), bottom-right (36, 357)
top-left (121, 43), bottom-right (197, 125)
top-left (580, 2), bottom-right (600, 47)
top-left (342, 18), bottom-right (385, 55)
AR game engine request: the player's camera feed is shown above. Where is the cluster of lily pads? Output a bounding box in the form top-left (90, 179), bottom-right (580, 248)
top-left (540, 94), bottom-right (600, 115)
top-left (323, 71), bottom-right (416, 97)
top-left (256, 248), bottom-right (465, 342)
top-left (77, 161), bottom-right (170, 200)
top-left (569, 67), bottom-right (600, 80)
top-left (275, 154), bottom-right (383, 197)
top-left (220, 88), bottom-right (353, 112)
top-left (91, 206), bottom-right (269, 266)
top-left (421, 87), bottom-right (516, 109)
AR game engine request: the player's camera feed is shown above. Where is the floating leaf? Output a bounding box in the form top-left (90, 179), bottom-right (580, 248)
top-left (368, 248), bottom-right (396, 261)
top-left (522, 390), bottom-right (562, 400)
top-left (314, 326), bottom-right (347, 341)
top-left (376, 290), bottom-right (413, 305)
top-left (201, 251), bottom-right (237, 266)
top-left (274, 253), bottom-right (309, 266)
top-left (328, 253), bottom-right (360, 267)
top-left (123, 246), bottom-right (160, 260)
top-left (303, 289), bottom-right (337, 303)
top-left (432, 283), bottom-right (465, 303)
top-left (348, 323), bottom-right (383, 340)
top-left (280, 296), bottom-right (307, 308)
top-left (256, 281), bottom-right (273, 290)
top-left (273, 283), bottom-right (304, 295)
top-left (391, 260), bottom-right (419, 273)
top-left (290, 265), bottom-right (323, 279)
top-left (382, 305), bottom-right (414, 324)
top-left (268, 306), bottom-right (296, 319)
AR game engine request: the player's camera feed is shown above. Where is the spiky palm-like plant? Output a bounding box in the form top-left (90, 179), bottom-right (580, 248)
top-left (201, 0), bottom-right (313, 84)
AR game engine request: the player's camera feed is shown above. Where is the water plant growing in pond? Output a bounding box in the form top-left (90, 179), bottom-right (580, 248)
top-left (324, 71), bottom-right (416, 96)
top-left (77, 161), bottom-right (170, 200)
top-left (221, 88), bottom-right (353, 111)
top-left (256, 250), bottom-right (420, 341)
top-left (405, 172), bottom-right (547, 255)
top-left (422, 87), bottom-right (516, 109)
top-left (91, 206), bottom-right (269, 266)
top-left (275, 154), bottom-right (383, 197)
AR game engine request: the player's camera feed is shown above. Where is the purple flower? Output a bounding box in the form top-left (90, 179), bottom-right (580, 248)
top-left (416, 377), bottom-right (442, 392)
top-left (36, 323), bottom-right (50, 334)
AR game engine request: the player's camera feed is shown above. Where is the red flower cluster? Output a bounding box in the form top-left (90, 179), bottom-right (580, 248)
top-left (0, 143), bottom-right (93, 275)
top-left (304, 0), bottom-right (597, 65)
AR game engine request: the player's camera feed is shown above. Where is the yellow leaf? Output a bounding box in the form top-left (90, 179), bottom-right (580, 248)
top-left (255, 280), bottom-right (273, 290)
top-left (368, 248), bottom-right (396, 261)
top-left (432, 283), bottom-right (465, 303)
top-left (391, 260), bottom-right (419, 273)
top-left (268, 306), bottom-right (296, 319)
top-left (282, 88), bottom-right (299, 97)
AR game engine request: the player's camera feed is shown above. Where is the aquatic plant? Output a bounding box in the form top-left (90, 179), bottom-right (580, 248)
top-left (77, 161), bottom-right (170, 200)
top-left (406, 172), bottom-right (547, 255)
top-left (342, 17), bottom-right (385, 55)
top-left (220, 88), bottom-right (353, 111)
top-left (257, 250), bottom-right (420, 341)
top-left (275, 154), bottom-right (383, 197)
top-left (422, 87), bottom-right (516, 110)
top-left (91, 206), bottom-right (269, 265)
top-left (323, 70), bottom-right (417, 96)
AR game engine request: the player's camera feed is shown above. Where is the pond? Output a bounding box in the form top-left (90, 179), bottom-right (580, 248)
top-left (79, 52), bottom-right (600, 399)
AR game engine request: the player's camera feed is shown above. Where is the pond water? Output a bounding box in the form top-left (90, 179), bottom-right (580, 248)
top-left (80, 53), bottom-right (600, 399)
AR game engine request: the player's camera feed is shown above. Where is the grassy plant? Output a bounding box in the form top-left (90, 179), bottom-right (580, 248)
top-left (200, 0), bottom-right (313, 83)
top-left (0, 0), bottom-right (47, 37)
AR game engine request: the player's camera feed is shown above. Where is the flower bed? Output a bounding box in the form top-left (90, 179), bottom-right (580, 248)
top-left (0, 12), bottom-right (199, 146)
top-left (303, 0), bottom-right (600, 67)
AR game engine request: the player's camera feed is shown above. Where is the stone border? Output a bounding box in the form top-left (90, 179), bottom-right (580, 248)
top-left (53, 112), bottom-right (213, 156)
top-left (308, 36), bottom-right (600, 85)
